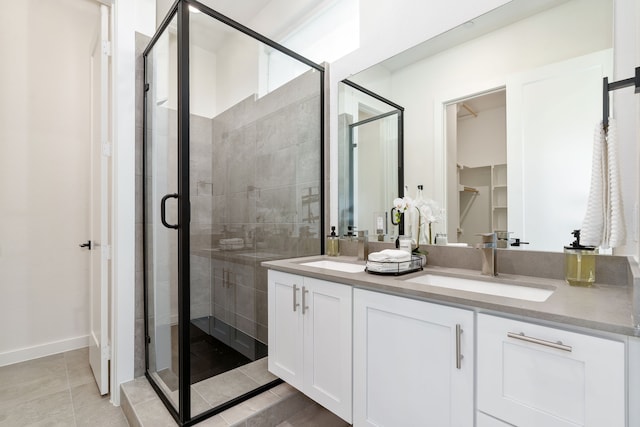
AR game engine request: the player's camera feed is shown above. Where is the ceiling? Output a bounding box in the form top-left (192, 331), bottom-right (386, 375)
top-left (457, 90), bottom-right (506, 119)
top-left (160, 0), bottom-right (327, 53)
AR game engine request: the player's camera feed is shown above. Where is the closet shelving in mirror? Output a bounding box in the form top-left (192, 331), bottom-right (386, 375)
top-left (491, 164), bottom-right (508, 231)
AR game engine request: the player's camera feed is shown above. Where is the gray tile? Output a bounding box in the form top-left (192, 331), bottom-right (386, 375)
top-left (268, 383), bottom-right (299, 399)
top-left (134, 319), bottom-right (146, 378)
top-left (0, 371), bottom-right (69, 411)
top-left (133, 398), bottom-right (177, 427)
top-left (275, 402), bottom-right (349, 427)
top-left (0, 354), bottom-right (66, 387)
top-left (64, 347), bottom-right (95, 387)
top-left (67, 362), bottom-right (96, 388)
top-left (71, 381), bottom-right (109, 411)
top-left (193, 370), bottom-right (259, 407)
top-left (168, 387), bottom-right (210, 417)
top-left (64, 347), bottom-right (89, 364)
top-left (27, 415), bottom-right (77, 426)
top-left (245, 392), bottom-right (315, 427)
top-left (0, 389), bottom-right (73, 426)
top-left (256, 147), bottom-right (297, 190)
top-left (237, 358), bottom-right (276, 386)
top-left (194, 414), bottom-right (229, 426)
top-left (219, 402), bottom-right (256, 426)
top-left (236, 388), bottom-right (281, 413)
top-left (122, 377), bottom-right (159, 407)
top-left (120, 386), bottom-right (141, 427)
top-left (74, 400), bottom-right (129, 427)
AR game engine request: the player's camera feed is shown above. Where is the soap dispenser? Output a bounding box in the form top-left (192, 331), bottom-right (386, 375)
top-left (564, 229), bottom-right (597, 287)
top-left (327, 226), bottom-right (340, 257)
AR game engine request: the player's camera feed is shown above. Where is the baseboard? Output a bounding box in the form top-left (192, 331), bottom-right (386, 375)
top-left (0, 335), bottom-right (89, 367)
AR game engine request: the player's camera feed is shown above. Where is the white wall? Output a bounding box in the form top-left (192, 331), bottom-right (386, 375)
top-left (111, 0), bottom-right (157, 405)
top-left (0, 0), bottom-right (101, 365)
top-left (457, 106), bottom-right (506, 168)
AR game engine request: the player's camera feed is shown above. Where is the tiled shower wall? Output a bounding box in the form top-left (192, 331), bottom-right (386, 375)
top-left (191, 68), bottom-right (322, 346)
top-left (136, 32), bottom-right (323, 376)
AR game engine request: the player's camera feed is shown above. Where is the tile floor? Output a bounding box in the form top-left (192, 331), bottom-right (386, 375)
top-left (0, 349), bottom-right (349, 427)
top-left (121, 376), bottom-right (350, 427)
top-left (0, 347), bottom-right (128, 426)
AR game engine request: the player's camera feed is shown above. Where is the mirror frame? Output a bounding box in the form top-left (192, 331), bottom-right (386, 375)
top-left (340, 79), bottom-right (405, 236)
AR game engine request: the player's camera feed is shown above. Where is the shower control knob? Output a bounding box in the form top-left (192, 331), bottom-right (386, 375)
top-left (79, 240), bottom-right (92, 250)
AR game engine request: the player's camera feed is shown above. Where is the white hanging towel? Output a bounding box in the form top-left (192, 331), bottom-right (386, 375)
top-left (606, 119), bottom-right (625, 248)
top-left (581, 118), bottom-right (625, 248)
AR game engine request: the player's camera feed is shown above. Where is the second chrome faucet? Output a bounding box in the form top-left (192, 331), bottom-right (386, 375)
top-left (475, 232), bottom-right (497, 276)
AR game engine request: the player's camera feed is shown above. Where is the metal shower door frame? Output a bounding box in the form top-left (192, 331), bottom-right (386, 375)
top-left (142, 1), bottom-right (325, 425)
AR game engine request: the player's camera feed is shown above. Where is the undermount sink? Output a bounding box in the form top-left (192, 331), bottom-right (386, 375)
top-left (300, 260), bottom-right (365, 273)
top-left (405, 274), bottom-right (554, 302)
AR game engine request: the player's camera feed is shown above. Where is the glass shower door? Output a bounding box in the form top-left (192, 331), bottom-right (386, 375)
top-left (144, 16), bottom-right (180, 410)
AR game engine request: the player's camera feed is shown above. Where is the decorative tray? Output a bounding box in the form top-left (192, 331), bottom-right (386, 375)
top-left (365, 254), bottom-right (424, 276)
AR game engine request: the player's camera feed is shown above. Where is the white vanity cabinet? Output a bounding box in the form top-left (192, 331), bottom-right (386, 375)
top-left (267, 270), bottom-right (352, 422)
top-left (353, 288), bottom-right (474, 427)
top-left (477, 313), bottom-right (625, 427)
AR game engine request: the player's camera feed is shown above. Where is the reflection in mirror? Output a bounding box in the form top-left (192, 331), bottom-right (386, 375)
top-left (347, 0), bottom-right (613, 252)
top-left (448, 90), bottom-right (506, 246)
top-left (338, 81), bottom-right (404, 239)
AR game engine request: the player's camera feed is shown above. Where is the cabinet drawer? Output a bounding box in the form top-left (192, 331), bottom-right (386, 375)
top-left (477, 313), bottom-right (625, 427)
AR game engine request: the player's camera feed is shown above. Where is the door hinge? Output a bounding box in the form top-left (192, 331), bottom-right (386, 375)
top-left (102, 343), bottom-right (112, 360)
top-left (144, 83), bottom-right (150, 92)
top-left (102, 40), bottom-right (112, 57)
top-left (102, 142), bottom-right (112, 157)
top-left (104, 244), bottom-right (112, 260)
top-left (146, 336), bottom-right (151, 344)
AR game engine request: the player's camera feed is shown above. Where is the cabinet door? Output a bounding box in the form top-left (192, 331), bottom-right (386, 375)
top-left (477, 412), bottom-right (513, 427)
top-left (268, 271), bottom-right (303, 389)
top-left (478, 313), bottom-right (625, 427)
top-left (353, 289), bottom-right (474, 427)
top-left (303, 277), bottom-right (352, 423)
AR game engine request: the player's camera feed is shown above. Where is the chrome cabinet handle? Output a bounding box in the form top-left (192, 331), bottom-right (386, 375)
top-left (293, 284), bottom-right (300, 312)
top-left (456, 324), bottom-right (463, 369)
top-left (302, 286), bottom-right (309, 315)
top-left (507, 331), bottom-right (572, 352)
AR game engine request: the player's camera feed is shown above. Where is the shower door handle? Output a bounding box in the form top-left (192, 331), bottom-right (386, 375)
top-left (161, 193), bottom-right (179, 229)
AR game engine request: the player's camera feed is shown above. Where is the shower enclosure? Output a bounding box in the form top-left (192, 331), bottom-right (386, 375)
top-left (143, 1), bottom-right (324, 424)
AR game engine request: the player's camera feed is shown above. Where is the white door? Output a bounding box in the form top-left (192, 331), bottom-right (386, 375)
top-left (88, 4), bottom-right (111, 396)
top-left (506, 49), bottom-right (612, 252)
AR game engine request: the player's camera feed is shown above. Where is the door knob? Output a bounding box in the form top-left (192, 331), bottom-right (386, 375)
top-left (79, 240), bottom-right (92, 250)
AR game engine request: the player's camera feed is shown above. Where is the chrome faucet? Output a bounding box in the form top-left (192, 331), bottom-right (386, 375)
top-left (475, 232), bottom-right (497, 276)
top-left (357, 230), bottom-right (369, 261)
